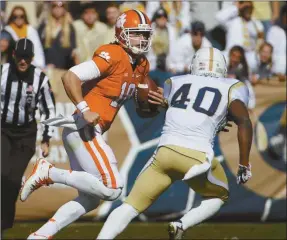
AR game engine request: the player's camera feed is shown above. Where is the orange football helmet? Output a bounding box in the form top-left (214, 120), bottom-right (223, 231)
top-left (115, 9), bottom-right (153, 55)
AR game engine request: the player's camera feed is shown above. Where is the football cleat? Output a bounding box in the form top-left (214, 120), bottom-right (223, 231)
top-left (27, 232), bottom-right (52, 239)
top-left (168, 221), bottom-right (185, 239)
top-left (20, 158), bottom-right (54, 202)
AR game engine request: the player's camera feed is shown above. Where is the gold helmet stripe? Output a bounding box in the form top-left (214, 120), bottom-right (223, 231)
top-left (209, 47), bottom-right (214, 72)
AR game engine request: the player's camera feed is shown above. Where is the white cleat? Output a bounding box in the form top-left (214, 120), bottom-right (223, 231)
top-left (20, 158), bottom-right (54, 202)
top-left (28, 232), bottom-right (52, 239)
top-left (168, 221), bottom-right (185, 239)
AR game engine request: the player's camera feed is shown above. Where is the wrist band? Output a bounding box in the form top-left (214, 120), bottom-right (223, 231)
top-left (81, 106), bottom-right (90, 113)
top-left (76, 101), bottom-right (90, 113)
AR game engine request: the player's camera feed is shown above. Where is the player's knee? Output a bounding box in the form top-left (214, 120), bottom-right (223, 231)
top-left (76, 192), bottom-right (101, 212)
top-left (102, 187), bottom-right (122, 201)
top-left (218, 189), bottom-right (229, 203)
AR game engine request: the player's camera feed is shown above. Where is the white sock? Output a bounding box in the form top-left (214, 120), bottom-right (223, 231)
top-left (49, 167), bottom-right (70, 183)
top-left (35, 193), bottom-right (100, 237)
top-left (180, 198), bottom-right (224, 231)
top-left (49, 167), bottom-right (121, 200)
top-left (97, 203), bottom-right (139, 239)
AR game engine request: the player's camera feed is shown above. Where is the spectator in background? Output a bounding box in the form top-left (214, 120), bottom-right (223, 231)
top-left (5, 2), bottom-right (38, 28)
top-left (190, 2), bottom-right (226, 50)
top-left (267, 4), bottom-right (287, 78)
top-left (251, 42), bottom-right (274, 85)
top-left (5, 6), bottom-right (45, 69)
top-left (38, 1), bottom-right (78, 70)
top-left (253, 1), bottom-right (280, 34)
top-left (0, 30), bottom-right (14, 64)
top-left (147, 7), bottom-right (177, 72)
top-left (119, 1), bottom-right (145, 13)
top-left (146, 1), bottom-right (191, 35)
top-left (167, 21), bottom-right (211, 75)
top-left (216, 1), bottom-right (264, 73)
top-left (73, 3), bottom-right (107, 63)
top-left (227, 45), bottom-right (249, 82)
top-left (103, 3), bottom-right (120, 44)
top-left (227, 45), bottom-right (255, 109)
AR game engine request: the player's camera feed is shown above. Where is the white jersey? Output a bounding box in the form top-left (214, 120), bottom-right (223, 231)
top-left (158, 74), bottom-right (249, 160)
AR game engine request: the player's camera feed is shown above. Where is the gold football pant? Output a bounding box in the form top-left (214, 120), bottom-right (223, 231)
top-left (126, 145), bottom-right (229, 213)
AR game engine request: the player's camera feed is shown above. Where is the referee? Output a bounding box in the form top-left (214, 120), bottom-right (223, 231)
top-left (1, 38), bottom-right (56, 231)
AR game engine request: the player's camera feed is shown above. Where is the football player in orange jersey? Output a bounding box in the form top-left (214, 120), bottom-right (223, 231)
top-left (20, 10), bottom-right (165, 239)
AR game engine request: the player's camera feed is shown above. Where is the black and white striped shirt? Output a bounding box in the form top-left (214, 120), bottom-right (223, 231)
top-left (1, 63), bottom-right (56, 142)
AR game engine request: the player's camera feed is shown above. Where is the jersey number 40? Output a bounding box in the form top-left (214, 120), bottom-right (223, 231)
top-left (171, 83), bottom-right (222, 116)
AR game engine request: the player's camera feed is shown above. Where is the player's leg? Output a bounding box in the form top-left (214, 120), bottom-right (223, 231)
top-left (21, 127), bottom-right (122, 201)
top-left (172, 158), bottom-right (228, 238)
top-left (28, 133), bottom-right (103, 239)
top-left (53, 127), bottom-right (123, 198)
top-left (28, 191), bottom-right (100, 239)
top-left (97, 147), bottom-right (173, 239)
top-left (152, 145), bottom-right (214, 239)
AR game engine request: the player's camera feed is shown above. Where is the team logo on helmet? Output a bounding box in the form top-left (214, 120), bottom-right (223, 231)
top-left (116, 13), bottom-right (126, 29)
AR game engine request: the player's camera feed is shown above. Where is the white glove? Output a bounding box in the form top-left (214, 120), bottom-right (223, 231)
top-left (237, 163), bottom-right (252, 184)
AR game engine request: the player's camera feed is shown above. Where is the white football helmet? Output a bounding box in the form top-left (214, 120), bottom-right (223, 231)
top-left (190, 47), bottom-right (227, 78)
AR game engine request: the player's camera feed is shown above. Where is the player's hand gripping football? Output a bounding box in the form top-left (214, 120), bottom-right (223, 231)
top-left (83, 110), bottom-right (100, 126)
top-left (148, 87), bottom-right (166, 107)
top-left (237, 163), bottom-right (252, 184)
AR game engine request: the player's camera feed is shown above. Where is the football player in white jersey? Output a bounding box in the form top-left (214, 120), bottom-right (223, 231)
top-left (96, 47), bottom-right (253, 240)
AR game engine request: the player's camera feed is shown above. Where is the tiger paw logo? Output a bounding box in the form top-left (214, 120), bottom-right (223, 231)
top-left (99, 51), bottom-right (111, 62)
top-left (116, 13), bottom-right (126, 28)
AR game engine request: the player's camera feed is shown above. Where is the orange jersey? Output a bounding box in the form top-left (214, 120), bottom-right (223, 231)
top-left (82, 44), bottom-right (150, 132)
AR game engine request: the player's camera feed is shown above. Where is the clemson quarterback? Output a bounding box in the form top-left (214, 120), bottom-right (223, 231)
top-left (20, 9), bottom-right (164, 239)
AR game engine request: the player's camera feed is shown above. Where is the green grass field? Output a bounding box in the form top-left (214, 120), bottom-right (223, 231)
top-left (3, 222), bottom-right (286, 239)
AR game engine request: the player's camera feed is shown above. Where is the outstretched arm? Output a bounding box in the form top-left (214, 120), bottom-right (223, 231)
top-left (229, 100), bottom-right (253, 166)
top-left (228, 99), bottom-right (253, 184)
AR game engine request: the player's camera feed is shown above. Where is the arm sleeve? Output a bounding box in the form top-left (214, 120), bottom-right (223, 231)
top-left (69, 60), bottom-right (101, 82)
top-left (228, 81), bottom-right (249, 107)
top-left (38, 77), bottom-right (56, 143)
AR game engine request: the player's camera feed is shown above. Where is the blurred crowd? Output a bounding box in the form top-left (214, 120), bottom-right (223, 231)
top-left (1, 1), bottom-right (286, 109)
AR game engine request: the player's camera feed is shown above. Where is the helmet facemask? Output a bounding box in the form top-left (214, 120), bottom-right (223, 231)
top-left (118, 25), bottom-right (153, 55)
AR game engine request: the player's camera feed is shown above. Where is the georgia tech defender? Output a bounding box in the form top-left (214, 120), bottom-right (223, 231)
top-left (97, 48), bottom-right (253, 240)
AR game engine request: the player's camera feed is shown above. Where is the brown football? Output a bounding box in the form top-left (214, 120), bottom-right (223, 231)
top-left (135, 76), bottom-right (158, 112)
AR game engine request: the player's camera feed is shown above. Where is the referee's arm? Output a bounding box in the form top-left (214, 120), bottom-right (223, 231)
top-left (39, 78), bottom-right (56, 143)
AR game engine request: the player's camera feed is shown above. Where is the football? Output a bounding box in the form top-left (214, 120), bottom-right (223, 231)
top-left (135, 76), bottom-right (158, 112)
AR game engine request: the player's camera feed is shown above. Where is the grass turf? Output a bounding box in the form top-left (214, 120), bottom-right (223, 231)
top-left (3, 222), bottom-right (286, 239)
